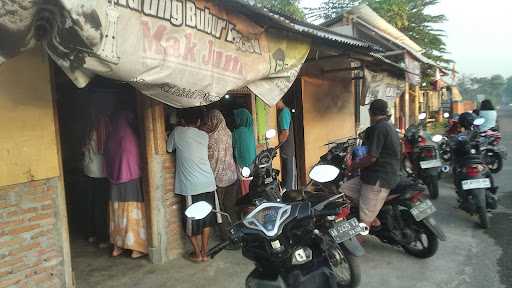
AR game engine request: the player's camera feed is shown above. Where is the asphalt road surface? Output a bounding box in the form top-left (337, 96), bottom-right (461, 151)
top-left (73, 107), bottom-right (512, 288)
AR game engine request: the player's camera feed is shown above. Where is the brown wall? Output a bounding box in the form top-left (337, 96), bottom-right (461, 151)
top-left (0, 48), bottom-right (71, 287)
top-left (301, 76), bottom-right (356, 175)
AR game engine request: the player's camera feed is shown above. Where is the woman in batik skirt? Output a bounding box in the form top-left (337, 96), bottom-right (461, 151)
top-left (104, 111), bottom-right (147, 258)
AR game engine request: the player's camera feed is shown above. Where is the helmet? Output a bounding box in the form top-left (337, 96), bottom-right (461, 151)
top-left (458, 112), bottom-right (475, 130)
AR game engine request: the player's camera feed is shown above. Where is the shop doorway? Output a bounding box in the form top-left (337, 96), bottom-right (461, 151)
top-left (52, 66), bottom-right (151, 284)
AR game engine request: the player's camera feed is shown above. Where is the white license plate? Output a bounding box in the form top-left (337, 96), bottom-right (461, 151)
top-left (420, 159), bottom-right (442, 169)
top-left (329, 218), bottom-right (363, 243)
top-left (410, 200), bottom-right (436, 221)
top-left (461, 178), bottom-right (491, 190)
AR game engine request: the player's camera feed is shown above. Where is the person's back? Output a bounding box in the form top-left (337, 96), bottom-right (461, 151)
top-left (478, 110), bottom-right (497, 131)
top-left (168, 126), bottom-right (216, 196)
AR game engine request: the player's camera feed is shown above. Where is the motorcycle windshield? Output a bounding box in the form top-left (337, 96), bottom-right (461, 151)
top-left (243, 203), bottom-right (292, 237)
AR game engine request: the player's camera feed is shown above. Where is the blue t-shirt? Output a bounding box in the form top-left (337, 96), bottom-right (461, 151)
top-left (278, 107), bottom-right (295, 158)
top-left (167, 127), bottom-right (216, 195)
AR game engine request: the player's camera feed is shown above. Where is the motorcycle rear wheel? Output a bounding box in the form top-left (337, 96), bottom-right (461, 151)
top-left (325, 238), bottom-right (361, 288)
top-left (425, 175), bottom-right (440, 200)
top-left (399, 211), bottom-right (439, 258)
top-left (484, 154), bottom-right (503, 174)
top-left (473, 189), bottom-right (489, 229)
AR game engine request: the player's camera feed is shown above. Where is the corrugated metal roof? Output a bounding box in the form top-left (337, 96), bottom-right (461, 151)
top-left (346, 5), bottom-right (423, 53)
top-left (224, 0), bottom-right (382, 52)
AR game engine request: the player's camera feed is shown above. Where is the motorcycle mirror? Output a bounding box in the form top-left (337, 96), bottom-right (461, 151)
top-left (443, 112), bottom-right (450, 119)
top-left (473, 118), bottom-right (485, 126)
top-left (241, 167), bottom-right (251, 178)
top-left (185, 201), bottom-right (212, 220)
top-left (265, 129), bottom-right (277, 140)
top-left (418, 112), bottom-right (427, 120)
top-left (432, 134), bottom-right (443, 143)
top-left (309, 165), bottom-right (340, 183)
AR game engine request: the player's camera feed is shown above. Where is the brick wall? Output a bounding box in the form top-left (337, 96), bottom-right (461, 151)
top-left (0, 178), bottom-right (66, 288)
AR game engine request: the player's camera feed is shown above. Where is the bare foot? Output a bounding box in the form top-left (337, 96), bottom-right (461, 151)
top-left (112, 246), bottom-right (124, 257)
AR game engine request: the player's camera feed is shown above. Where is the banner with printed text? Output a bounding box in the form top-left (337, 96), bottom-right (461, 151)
top-left (0, 0), bottom-right (310, 107)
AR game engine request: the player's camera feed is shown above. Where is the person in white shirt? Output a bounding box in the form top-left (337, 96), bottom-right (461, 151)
top-left (478, 99), bottom-right (497, 132)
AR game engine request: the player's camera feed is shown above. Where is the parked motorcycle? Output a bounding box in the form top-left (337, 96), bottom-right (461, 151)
top-left (479, 128), bottom-right (507, 174)
top-left (401, 113), bottom-right (444, 199)
top-left (186, 165), bottom-right (369, 288)
top-left (449, 117), bottom-right (498, 228)
top-left (315, 138), bottom-right (446, 258)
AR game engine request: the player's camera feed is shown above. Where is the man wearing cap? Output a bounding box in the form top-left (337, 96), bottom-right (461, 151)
top-left (342, 99), bottom-right (401, 229)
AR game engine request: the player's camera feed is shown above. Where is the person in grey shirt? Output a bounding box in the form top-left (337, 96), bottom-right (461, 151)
top-left (167, 108), bottom-right (217, 263)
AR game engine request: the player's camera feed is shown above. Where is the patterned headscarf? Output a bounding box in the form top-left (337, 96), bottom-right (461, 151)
top-left (206, 110), bottom-right (237, 187)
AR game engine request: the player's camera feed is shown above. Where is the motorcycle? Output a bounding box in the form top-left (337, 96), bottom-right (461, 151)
top-left (479, 128), bottom-right (507, 174)
top-left (316, 137), bottom-right (446, 258)
top-left (401, 112), bottom-right (444, 199)
top-left (449, 118), bottom-right (498, 228)
top-left (186, 164), bottom-right (369, 288)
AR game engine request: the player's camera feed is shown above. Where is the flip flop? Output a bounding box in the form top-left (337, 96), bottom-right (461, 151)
top-left (131, 251), bottom-right (146, 259)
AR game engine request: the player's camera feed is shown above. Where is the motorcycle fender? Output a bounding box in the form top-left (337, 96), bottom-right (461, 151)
top-left (246, 270), bottom-right (286, 288)
top-left (425, 167), bottom-right (440, 177)
top-left (341, 237), bottom-right (365, 257)
top-left (421, 216), bottom-right (447, 241)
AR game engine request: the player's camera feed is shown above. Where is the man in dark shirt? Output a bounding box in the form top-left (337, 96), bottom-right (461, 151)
top-left (342, 99), bottom-right (401, 228)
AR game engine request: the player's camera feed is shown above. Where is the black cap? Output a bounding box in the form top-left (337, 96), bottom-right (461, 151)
top-left (369, 99), bottom-right (389, 116)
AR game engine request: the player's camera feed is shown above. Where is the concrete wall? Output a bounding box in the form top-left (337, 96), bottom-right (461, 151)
top-left (301, 76), bottom-right (356, 175)
top-left (0, 48), bottom-right (71, 287)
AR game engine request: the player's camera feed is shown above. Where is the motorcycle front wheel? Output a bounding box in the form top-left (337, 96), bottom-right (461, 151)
top-left (325, 238), bottom-right (361, 288)
top-left (399, 211), bottom-right (439, 258)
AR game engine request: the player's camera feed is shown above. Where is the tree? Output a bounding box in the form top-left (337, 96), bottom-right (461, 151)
top-left (306, 0), bottom-right (450, 65)
top-left (456, 74), bottom-right (507, 105)
top-left (254, 0), bottom-right (305, 19)
top-left (503, 76), bottom-right (512, 104)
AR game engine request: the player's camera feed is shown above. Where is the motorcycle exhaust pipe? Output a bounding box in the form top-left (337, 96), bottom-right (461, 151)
top-left (441, 165), bottom-right (450, 173)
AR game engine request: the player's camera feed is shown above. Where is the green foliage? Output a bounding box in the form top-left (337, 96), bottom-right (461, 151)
top-left (504, 76), bottom-right (512, 104)
top-left (456, 74), bottom-right (508, 105)
top-left (254, 0), bottom-right (305, 19)
top-left (306, 0), bottom-right (450, 65)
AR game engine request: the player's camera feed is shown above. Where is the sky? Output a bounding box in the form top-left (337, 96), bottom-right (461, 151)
top-left (301, 0), bottom-right (512, 79)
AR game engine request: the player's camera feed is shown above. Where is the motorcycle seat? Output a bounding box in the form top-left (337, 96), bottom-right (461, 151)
top-left (389, 177), bottom-right (422, 196)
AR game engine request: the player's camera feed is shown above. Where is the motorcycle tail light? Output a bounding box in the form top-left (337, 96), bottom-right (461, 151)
top-left (335, 207), bottom-right (350, 220)
top-left (465, 165), bottom-right (483, 177)
top-left (421, 149), bottom-right (434, 159)
top-left (410, 191), bottom-right (423, 204)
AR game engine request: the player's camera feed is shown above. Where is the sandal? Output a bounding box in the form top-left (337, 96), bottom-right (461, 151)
top-left (185, 252), bottom-right (203, 263)
top-left (112, 246), bottom-right (124, 257)
top-left (131, 251), bottom-right (146, 259)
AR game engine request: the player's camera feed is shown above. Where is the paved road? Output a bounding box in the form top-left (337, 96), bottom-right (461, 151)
top-left (74, 107), bottom-right (512, 288)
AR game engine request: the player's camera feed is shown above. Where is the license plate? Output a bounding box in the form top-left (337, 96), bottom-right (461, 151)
top-left (420, 159), bottom-right (442, 169)
top-left (462, 178), bottom-right (491, 190)
top-left (328, 218), bottom-right (363, 243)
top-left (410, 200), bottom-right (436, 221)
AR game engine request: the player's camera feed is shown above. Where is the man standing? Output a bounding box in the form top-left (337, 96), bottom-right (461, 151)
top-left (342, 99), bottom-right (401, 229)
top-left (277, 100), bottom-right (295, 191)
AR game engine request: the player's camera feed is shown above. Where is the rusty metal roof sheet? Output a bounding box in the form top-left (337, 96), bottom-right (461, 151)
top-left (223, 0), bottom-right (382, 52)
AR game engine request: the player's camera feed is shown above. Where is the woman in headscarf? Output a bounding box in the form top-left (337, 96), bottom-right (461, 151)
top-left (104, 111), bottom-right (147, 258)
top-left (203, 110), bottom-right (240, 242)
top-left (232, 108), bottom-right (257, 194)
top-left (478, 99), bottom-right (497, 131)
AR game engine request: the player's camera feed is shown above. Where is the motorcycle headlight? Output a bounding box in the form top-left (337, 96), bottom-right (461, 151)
top-left (291, 247), bottom-right (312, 265)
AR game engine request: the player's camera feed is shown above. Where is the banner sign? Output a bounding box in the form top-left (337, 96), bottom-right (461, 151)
top-left (363, 68), bottom-right (405, 105)
top-left (0, 0), bottom-right (310, 107)
top-left (404, 52), bottom-right (421, 85)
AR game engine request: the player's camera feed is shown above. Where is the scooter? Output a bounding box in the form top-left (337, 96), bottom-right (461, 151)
top-left (186, 165), bottom-right (369, 288)
top-left (449, 118), bottom-right (498, 229)
top-left (401, 112), bottom-right (444, 199)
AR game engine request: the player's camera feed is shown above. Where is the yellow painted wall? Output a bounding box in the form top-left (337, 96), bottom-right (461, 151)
top-left (301, 76), bottom-right (356, 175)
top-left (0, 48), bottom-right (60, 186)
